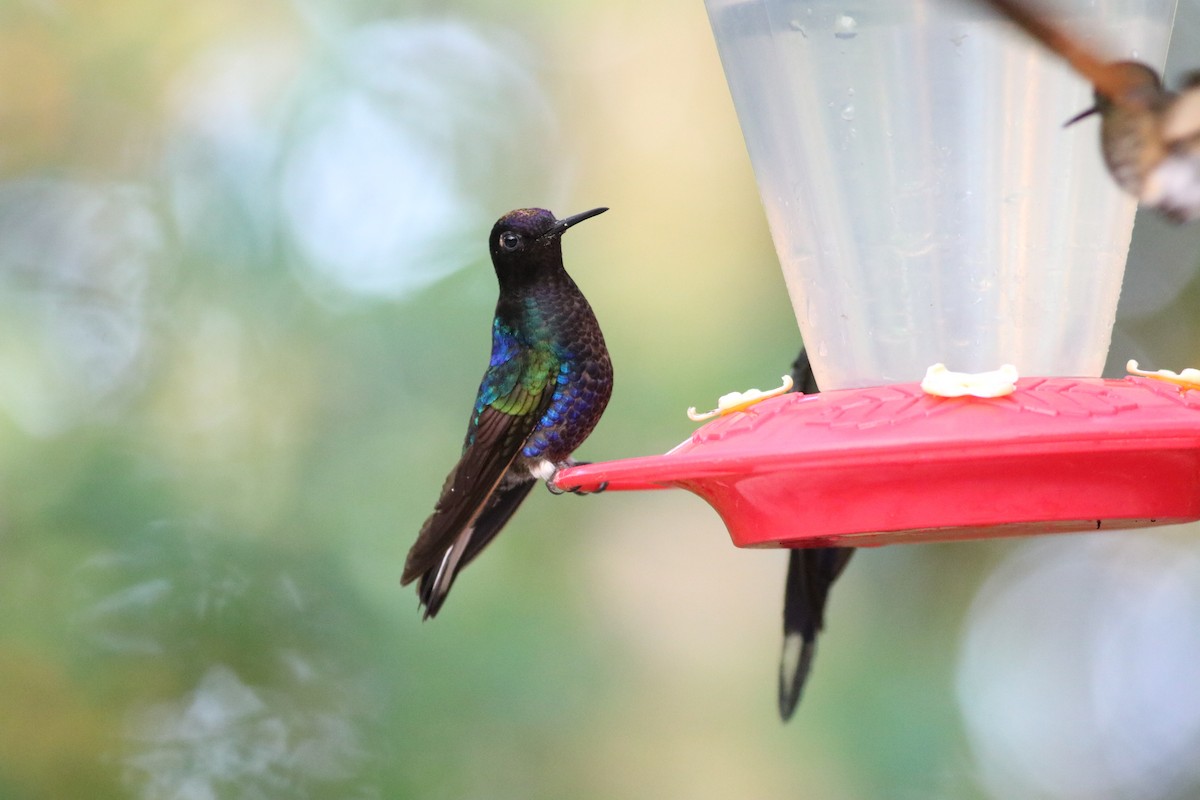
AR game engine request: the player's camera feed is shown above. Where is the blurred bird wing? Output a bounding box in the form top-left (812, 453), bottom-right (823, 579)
top-left (402, 356), bottom-right (556, 587)
top-left (978, 0), bottom-right (1128, 101)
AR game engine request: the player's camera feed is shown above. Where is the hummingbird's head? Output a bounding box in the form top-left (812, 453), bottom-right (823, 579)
top-left (488, 207), bottom-right (607, 282)
top-left (1066, 61), bottom-right (1164, 126)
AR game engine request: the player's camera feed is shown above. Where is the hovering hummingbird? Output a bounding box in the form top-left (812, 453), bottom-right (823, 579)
top-left (402, 207), bottom-right (613, 618)
top-left (975, 0), bottom-right (1200, 222)
top-left (778, 348), bottom-right (854, 721)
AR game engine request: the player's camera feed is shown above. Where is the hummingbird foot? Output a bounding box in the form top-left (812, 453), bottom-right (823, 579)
top-left (566, 480), bottom-right (608, 496)
top-left (543, 461), bottom-right (607, 495)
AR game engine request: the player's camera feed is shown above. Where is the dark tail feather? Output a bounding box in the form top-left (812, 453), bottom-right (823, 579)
top-left (417, 476), bottom-right (537, 619)
top-left (779, 547), bottom-right (855, 720)
top-left (779, 347), bottom-right (854, 720)
top-left (779, 549), bottom-right (817, 720)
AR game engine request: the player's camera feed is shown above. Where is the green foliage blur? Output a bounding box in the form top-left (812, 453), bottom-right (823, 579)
top-left (3, 0), bottom-right (1200, 798)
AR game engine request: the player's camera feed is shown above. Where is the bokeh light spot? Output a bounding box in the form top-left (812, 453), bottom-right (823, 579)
top-left (957, 535), bottom-right (1200, 800)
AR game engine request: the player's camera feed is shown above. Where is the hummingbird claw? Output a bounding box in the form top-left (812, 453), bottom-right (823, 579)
top-left (545, 461), bottom-right (606, 495)
top-left (566, 480), bottom-right (607, 496)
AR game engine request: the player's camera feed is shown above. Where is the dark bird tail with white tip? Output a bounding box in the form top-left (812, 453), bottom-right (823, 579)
top-left (778, 348), bottom-right (855, 721)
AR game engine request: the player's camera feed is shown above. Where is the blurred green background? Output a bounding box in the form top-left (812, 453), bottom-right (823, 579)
top-left (4, 1), bottom-right (1200, 798)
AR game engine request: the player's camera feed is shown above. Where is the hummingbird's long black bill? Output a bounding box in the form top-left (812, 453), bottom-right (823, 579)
top-left (1063, 105), bottom-right (1099, 127)
top-left (549, 207), bottom-right (608, 236)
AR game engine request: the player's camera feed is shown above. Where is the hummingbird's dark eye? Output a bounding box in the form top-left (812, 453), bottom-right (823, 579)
top-left (499, 232), bottom-right (521, 251)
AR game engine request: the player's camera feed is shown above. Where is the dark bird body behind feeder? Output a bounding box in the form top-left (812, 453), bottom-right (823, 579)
top-left (778, 348), bottom-right (855, 721)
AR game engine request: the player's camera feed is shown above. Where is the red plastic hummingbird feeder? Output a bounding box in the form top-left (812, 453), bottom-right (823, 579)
top-left (555, 0), bottom-right (1195, 548)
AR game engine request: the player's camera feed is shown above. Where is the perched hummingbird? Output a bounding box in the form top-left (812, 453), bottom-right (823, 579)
top-left (402, 207), bottom-right (613, 618)
top-left (778, 347), bottom-right (854, 721)
top-left (974, 0), bottom-right (1200, 222)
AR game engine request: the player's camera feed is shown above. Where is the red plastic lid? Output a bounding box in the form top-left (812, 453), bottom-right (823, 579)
top-left (554, 376), bottom-right (1200, 548)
